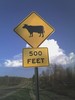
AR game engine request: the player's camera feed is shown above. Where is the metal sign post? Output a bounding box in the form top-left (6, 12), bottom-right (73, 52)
top-left (35, 67), bottom-right (39, 100)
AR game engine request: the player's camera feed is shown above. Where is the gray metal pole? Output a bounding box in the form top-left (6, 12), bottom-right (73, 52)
top-left (35, 67), bottom-right (40, 100)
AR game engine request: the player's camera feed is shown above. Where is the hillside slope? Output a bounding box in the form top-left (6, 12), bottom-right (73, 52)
top-left (0, 76), bottom-right (33, 100)
top-left (0, 76), bottom-right (75, 100)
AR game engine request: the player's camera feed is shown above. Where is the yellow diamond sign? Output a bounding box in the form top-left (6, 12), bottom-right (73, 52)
top-left (14, 12), bottom-right (55, 48)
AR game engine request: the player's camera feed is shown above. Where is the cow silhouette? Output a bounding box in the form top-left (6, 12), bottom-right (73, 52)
top-left (22, 24), bottom-right (44, 37)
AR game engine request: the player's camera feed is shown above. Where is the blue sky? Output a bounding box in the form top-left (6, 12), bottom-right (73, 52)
top-left (0, 0), bottom-right (75, 77)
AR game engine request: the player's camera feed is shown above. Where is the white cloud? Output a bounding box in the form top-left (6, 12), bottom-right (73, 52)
top-left (68, 52), bottom-right (75, 66)
top-left (40, 39), bottom-right (64, 57)
top-left (3, 39), bottom-right (75, 67)
top-left (40, 39), bottom-right (75, 66)
top-left (4, 53), bottom-right (22, 67)
top-left (26, 39), bottom-right (75, 67)
top-left (13, 53), bottom-right (22, 60)
top-left (4, 59), bottom-right (22, 67)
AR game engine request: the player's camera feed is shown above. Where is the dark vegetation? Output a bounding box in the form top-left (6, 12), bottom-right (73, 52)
top-left (0, 64), bottom-right (75, 100)
top-left (36, 64), bottom-right (75, 99)
top-left (0, 76), bottom-right (32, 100)
top-left (0, 76), bottom-right (26, 86)
top-left (1, 88), bottom-right (32, 100)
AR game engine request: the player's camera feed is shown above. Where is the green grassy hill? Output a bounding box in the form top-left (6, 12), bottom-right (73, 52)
top-left (0, 76), bottom-right (31, 87)
top-left (1, 88), bottom-right (32, 100)
top-left (0, 76), bottom-right (33, 100)
top-left (0, 76), bottom-right (75, 100)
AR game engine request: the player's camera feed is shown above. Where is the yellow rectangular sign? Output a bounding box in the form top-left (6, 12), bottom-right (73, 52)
top-left (22, 48), bottom-right (49, 67)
